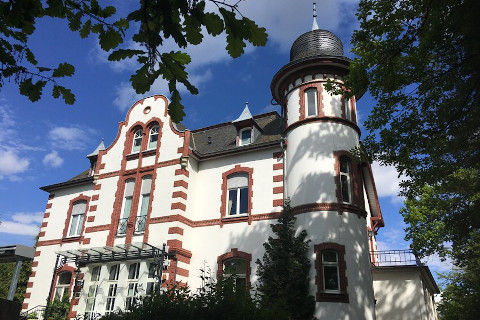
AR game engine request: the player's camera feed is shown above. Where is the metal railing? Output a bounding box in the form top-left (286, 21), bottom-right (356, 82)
top-left (135, 215), bottom-right (147, 233)
top-left (19, 305), bottom-right (45, 320)
top-left (370, 249), bottom-right (422, 267)
top-left (117, 217), bottom-right (129, 235)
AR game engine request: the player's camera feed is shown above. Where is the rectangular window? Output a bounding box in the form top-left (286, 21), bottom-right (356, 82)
top-left (322, 251), bottom-right (340, 292)
top-left (340, 157), bottom-right (351, 204)
top-left (344, 98), bottom-right (351, 121)
top-left (85, 266), bottom-right (100, 319)
top-left (132, 129), bottom-right (142, 153)
top-left (136, 176), bottom-right (152, 233)
top-left (148, 125), bottom-right (159, 149)
top-left (68, 201), bottom-right (87, 237)
top-left (118, 179), bottom-right (135, 235)
top-left (146, 263), bottom-right (159, 296)
top-left (306, 88), bottom-right (317, 117)
top-left (239, 129), bottom-right (252, 146)
top-left (105, 283), bottom-right (117, 314)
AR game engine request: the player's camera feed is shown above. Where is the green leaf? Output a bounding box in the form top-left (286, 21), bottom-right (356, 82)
top-left (79, 20), bottom-right (92, 38)
top-left (114, 18), bottom-right (129, 29)
top-left (98, 28), bottom-right (123, 51)
top-left (225, 34), bottom-right (246, 58)
top-left (53, 85), bottom-right (75, 104)
top-left (52, 63), bottom-right (75, 78)
top-left (25, 48), bottom-right (37, 65)
top-left (130, 65), bottom-right (151, 94)
top-left (68, 12), bottom-right (82, 31)
top-left (204, 13), bottom-right (223, 36)
top-left (108, 49), bottom-right (145, 61)
top-left (19, 78), bottom-right (46, 102)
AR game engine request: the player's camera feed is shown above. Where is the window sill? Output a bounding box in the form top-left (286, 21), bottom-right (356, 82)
top-left (222, 214), bottom-right (249, 224)
top-left (142, 149), bottom-right (156, 157)
top-left (317, 291), bottom-right (349, 303)
top-left (62, 236), bottom-right (81, 243)
top-left (126, 153), bottom-right (140, 160)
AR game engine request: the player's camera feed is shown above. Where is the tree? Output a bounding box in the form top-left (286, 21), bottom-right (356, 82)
top-left (348, 0), bottom-right (480, 315)
top-left (0, 260), bottom-right (32, 302)
top-left (256, 199), bottom-right (315, 320)
top-left (0, 0), bottom-right (267, 122)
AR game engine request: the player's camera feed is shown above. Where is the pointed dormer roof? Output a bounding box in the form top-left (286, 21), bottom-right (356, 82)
top-left (87, 139), bottom-right (105, 158)
top-left (233, 103), bottom-right (253, 122)
top-left (312, 1), bottom-right (319, 30)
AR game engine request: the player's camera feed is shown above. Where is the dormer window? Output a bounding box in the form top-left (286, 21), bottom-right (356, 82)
top-left (306, 88), bottom-right (318, 117)
top-left (132, 129), bottom-right (142, 153)
top-left (148, 125), bottom-right (159, 149)
top-left (239, 128), bottom-right (252, 146)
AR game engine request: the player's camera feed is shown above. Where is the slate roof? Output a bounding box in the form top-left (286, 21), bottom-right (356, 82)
top-left (191, 112), bottom-right (283, 157)
top-left (40, 169), bottom-right (93, 192)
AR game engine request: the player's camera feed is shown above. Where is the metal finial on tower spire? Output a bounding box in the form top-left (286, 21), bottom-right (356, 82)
top-left (312, 2), bottom-right (319, 30)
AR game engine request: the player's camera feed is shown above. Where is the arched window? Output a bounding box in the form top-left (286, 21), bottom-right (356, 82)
top-left (68, 200), bottom-right (87, 237)
top-left (136, 176), bottom-right (152, 233)
top-left (132, 129), bottom-right (142, 153)
top-left (339, 156), bottom-right (352, 204)
top-left (223, 258), bottom-right (247, 288)
top-left (305, 88), bottom-right (318, 117)
top-left (227, 173), bottom-right (249, 216)
top-left (148, 125), bottom-right (159, 149)
top-left (118, 179), bottom-right (135, 235)
top-left (54, 271), bottom-right (72, 299)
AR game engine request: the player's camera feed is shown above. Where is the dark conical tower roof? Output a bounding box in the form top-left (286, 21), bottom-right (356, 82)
top-left (290, 29), bottom-right (344, 61)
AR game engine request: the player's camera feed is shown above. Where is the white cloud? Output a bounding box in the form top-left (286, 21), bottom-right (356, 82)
top-left (48, 126), bottom-right (95, 150)
top-left (0, 212), bottom-right (44, 236)
top-left (43, 150), bottom-right (64, 168)
top-left (0, 149), bottom-right (29, 178)
top-left (371, 162), bottom-right (407, 203)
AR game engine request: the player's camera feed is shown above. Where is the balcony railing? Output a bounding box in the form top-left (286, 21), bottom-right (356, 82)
top-left (117, 217), bottom-right (128, 236)
top-left (117, 216), bottom-right (147, 236)
top-left (135, 215), bottom-right (147, 233)
top-left (370, 249), bottom-right (422, 267)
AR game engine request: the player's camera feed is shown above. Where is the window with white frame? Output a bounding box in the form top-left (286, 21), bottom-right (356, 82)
top-left (118, 179), bottom-right (135, 235)
top-left (68, 200), bottom-right (87, 237)
top-left (146, 262), bottom-right (159, 295)
top-left (227, 173), bottom-right (249, 216)
top-left (343, 98), bottom-right (351, 121)
top-left (148, 125), bottom-right (159, 149)
top-left (223, 258), bottom-right (247, 288)
top-left (305, 88), bottom-right (318, 117)
top-left (238, 128), bottom-right (252, 146)
top-left (132, 129), bottom-right (142, 153)
top-left (135, 176), bottom-right (151, 233)
top-left (339, 156), bottom-right (352, 204)
top-left (126, 263), bottom-right (140, 310)
top-left (85, 266), bottom-right (100, 319)
top-left (322, 250), bottom-right (340, 292)
top-left (105, 264), bottom-right (119, 314)
top-left (54, 272), bottom-right (71, 299)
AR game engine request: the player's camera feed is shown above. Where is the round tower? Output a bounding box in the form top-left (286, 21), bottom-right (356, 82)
top-left (271, 22), bottom-right (376, 319)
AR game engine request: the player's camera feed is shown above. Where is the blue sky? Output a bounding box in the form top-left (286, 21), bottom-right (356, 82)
top-left (0, 0), bottom-right (450, 277)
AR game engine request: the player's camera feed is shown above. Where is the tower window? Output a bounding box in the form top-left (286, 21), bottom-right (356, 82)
top-left (305, 88), bottom-right (318, 117)
top-left (343, 98), bottom-right (351, 121)
top-left (322, 250), bottom-right (340, 292)
top-left (339, 157), bottom-right (352, 204)
top-left (314, 243), bottom-right (349, 303)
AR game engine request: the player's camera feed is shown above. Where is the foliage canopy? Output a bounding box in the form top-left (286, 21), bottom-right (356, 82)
top-left (0, 0), bottom-right (267, 122)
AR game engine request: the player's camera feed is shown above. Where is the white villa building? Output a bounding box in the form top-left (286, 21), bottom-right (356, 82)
top-left (21, 21), bottom-right (439, 320)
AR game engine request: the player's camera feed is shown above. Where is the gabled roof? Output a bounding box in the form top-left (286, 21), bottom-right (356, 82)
top-left (87, 139), bottom-right (105, 158)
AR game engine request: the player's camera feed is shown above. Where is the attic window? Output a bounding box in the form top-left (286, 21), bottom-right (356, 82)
top-left (239, 128), bottom-right (252, 146)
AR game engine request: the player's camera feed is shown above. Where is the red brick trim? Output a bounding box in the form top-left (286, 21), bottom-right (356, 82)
top-left (85, 224), bottom-right (110, 233)
top-left (314, 242), bottom-right (349, 303)
top-left (38, 231), bottom-right (45, 237)
top-left (273, 186), bottom-right (284, 194)
top-left (273, 151), bottom-right (283, 159)
top-left (176, 267), bottom-right (189, 277)
top-left (41, 222), bottom-right (48, 228)
top-left (83, 238), bottom-right (91, 245)
top-left (22, 303), bottom-right (29, 309)
top-left (167, 239), bottom-right (182, 249)
top-left (91, 194), bottom-right (99, 201)
top-left (173, 180), bottom-right (188, 189)
top-left (24, 292), bottom-right (31, 299)
top-left (217, 248), bottom-right (252, 288)
top-left (32, 261), bottom-right (38, 267)
top-left (93, 184), bottom-right (101, 190)
top-left (220, 165), bottom-right (254, 226)
top-left (175, 169), bottom-right (189, 177)
top-left (46, 203), bottom-right (52, 209)
top-left (172, 191), bottom-right (187, 200)
top-left (62, 195), bottom-right (90, 239)
top-left (168, 227), bottom-right (184, 235)
top-left (273, 163), bottom-right (283, 170)
top-left (89, 205), bottom-right (97, 212)
top-left (285, 116), bottom-right (361, 136)
top-left (29, 271), bottom-right (36, 278)
top-left (87, 216), bottom-right (95, 222)
top-left (273, 175), bottom-right (283, 182)
top-left (273, 199), bottom-right (284, 207)
top-left (291, 202), bottom-right (367, 218)
top-left (298, 82), bottom-right (324, 121)
top-left (44, 212), bottom-right (50, 219)
top-left (171, 202), bottom-right (186, 211)
top-left (48, 194), bottom-right (55, 200)
top-left (27, 282), bottom-right (33, 288)
top-left (34, 251), bottom-right (40, 257)
top-left (177, 147), bottom-right (184, 154)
